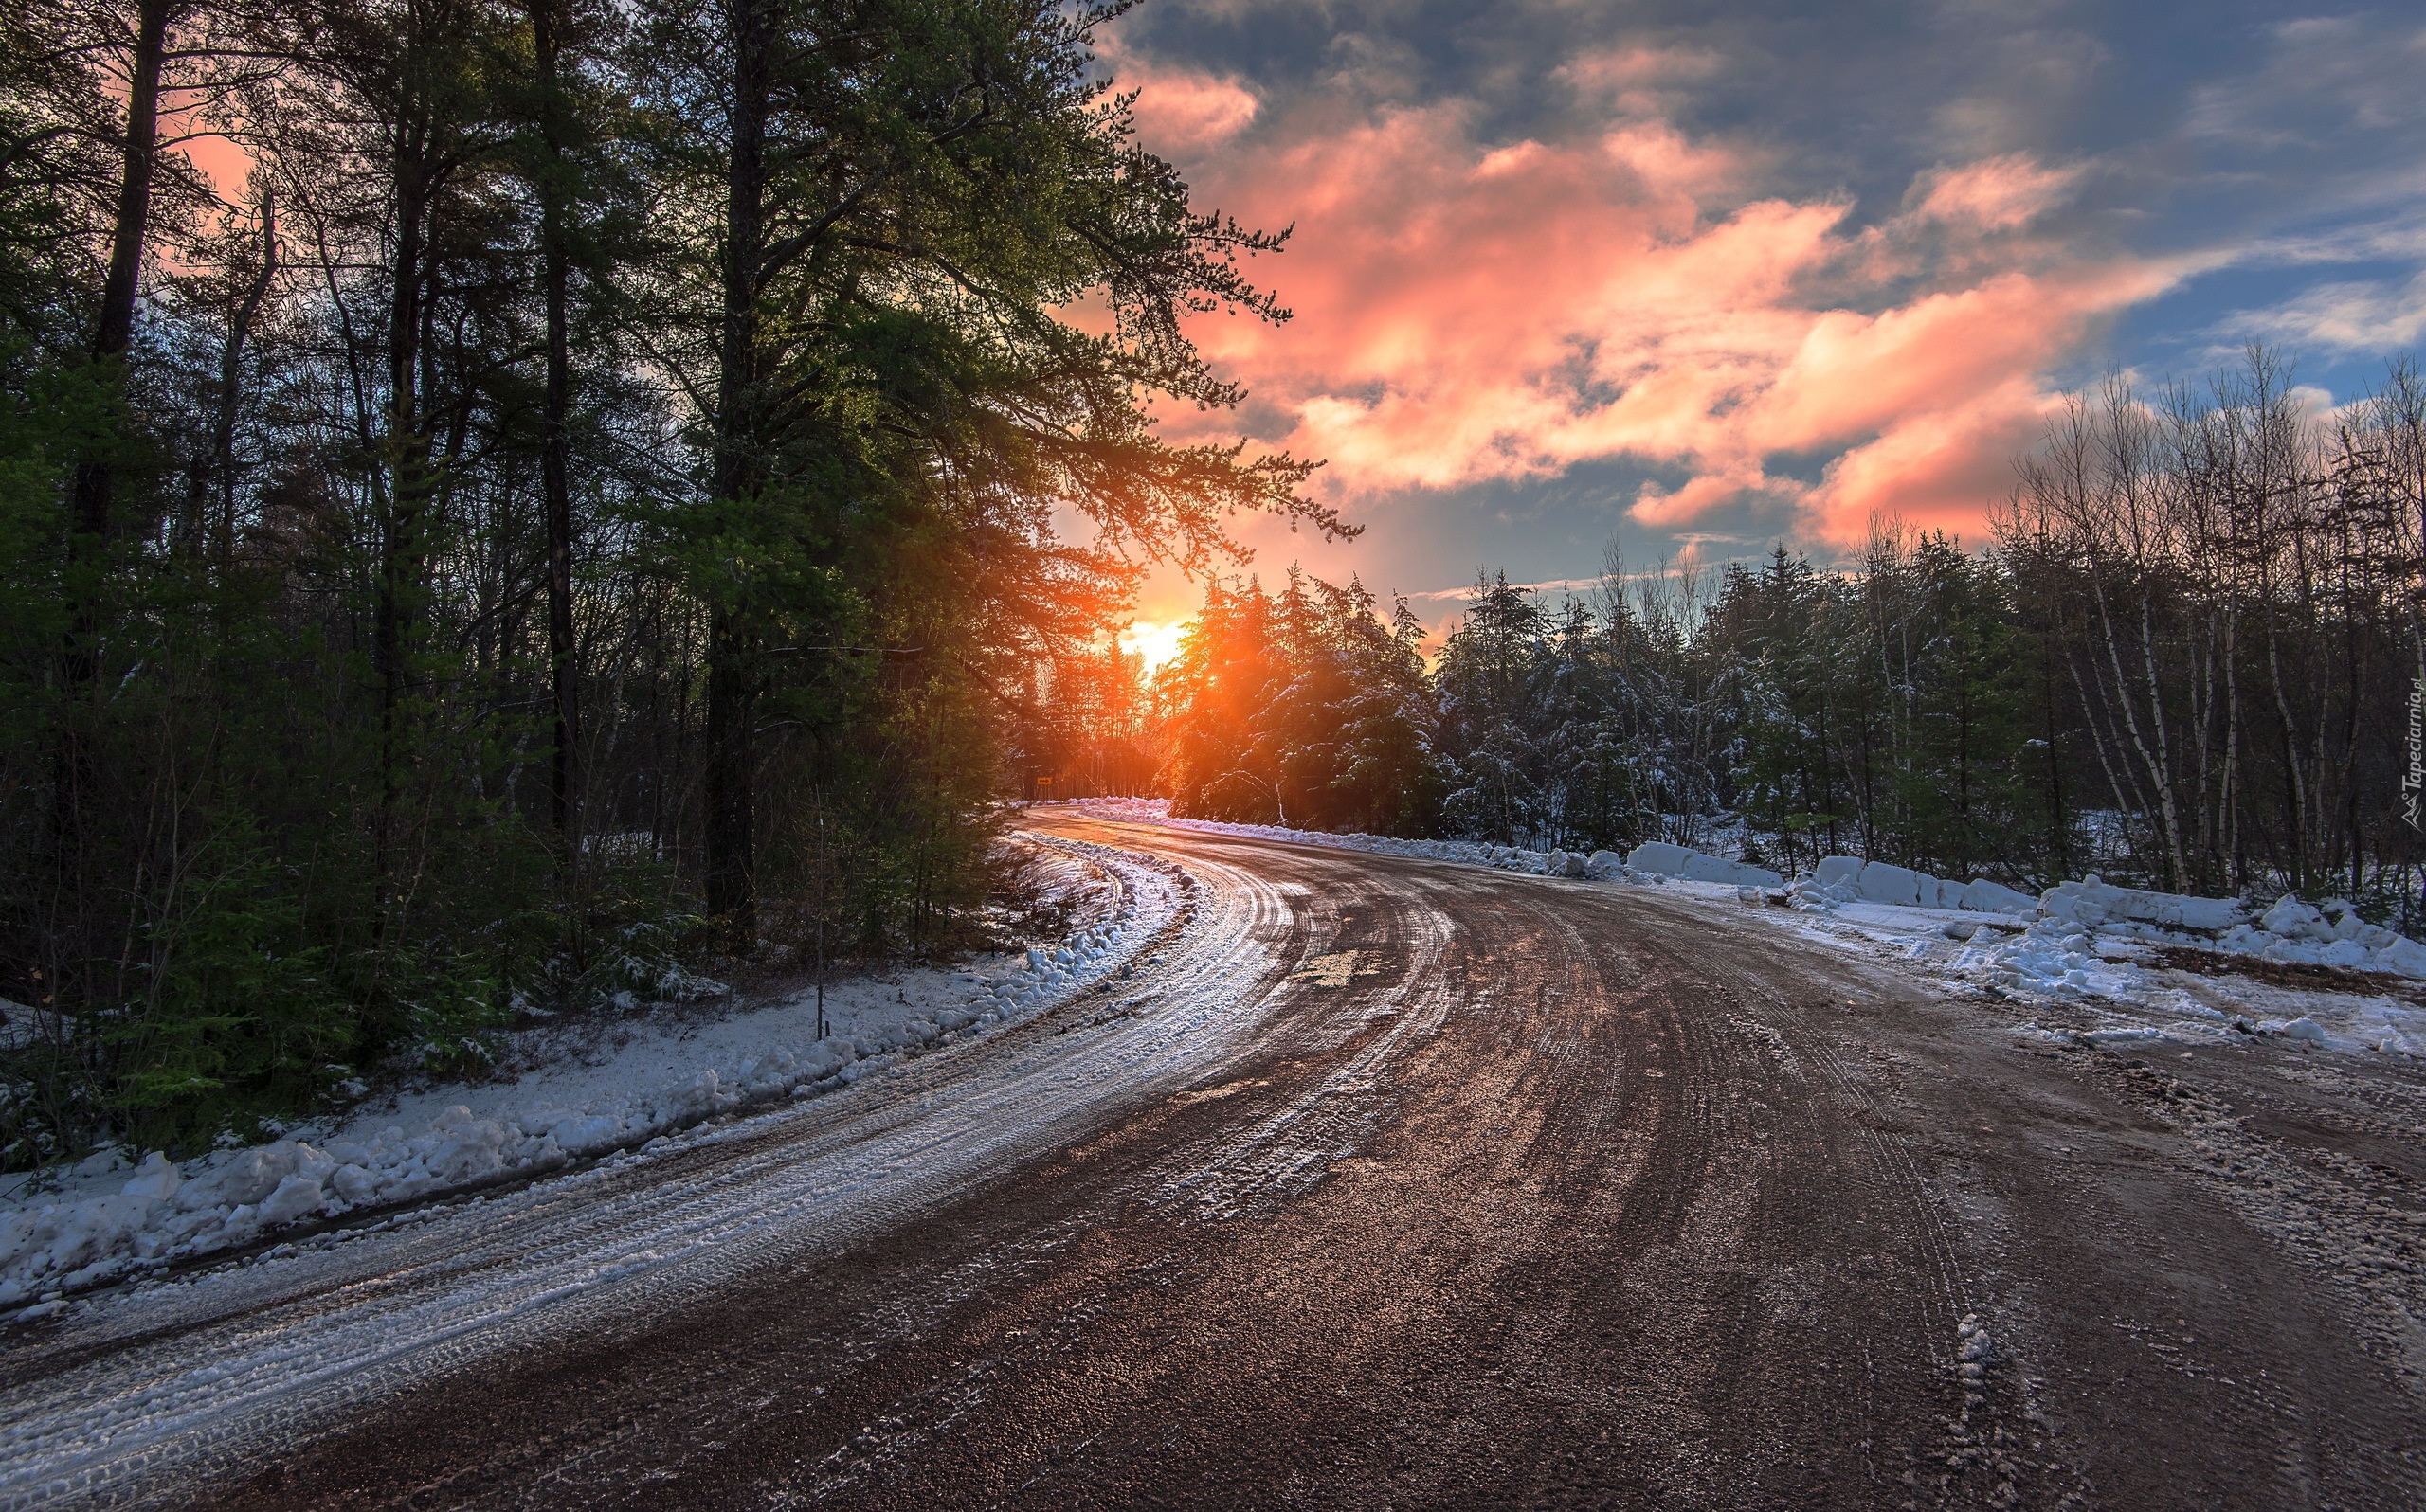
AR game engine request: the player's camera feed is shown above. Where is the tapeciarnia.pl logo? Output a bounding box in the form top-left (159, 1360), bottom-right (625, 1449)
top-left (2407, 675), bottom-right (2424, 832)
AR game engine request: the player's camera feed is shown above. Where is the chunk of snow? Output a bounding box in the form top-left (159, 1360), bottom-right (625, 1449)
top-left (1959, 877), bottom-right (2037, 915)
top-left (1627, 841), bottom-right (1693, 875)
top-left (118, 1152), bottom-right (180, 1203)
top-left (1682, 852), bottom-right (1783, 888)
top-left (2381, 939), bottom-right (2426, 979)
top-left (255, 1175), bottom-right (328, 1227)
top-left (1855, 861), bottom-right (1925, 908)
top-left (1628, 842), bottom-right (1781, 888)
top-left (2042, 879), bottom-right (2245, 932)
top-left (2260, 894), bottom-right (2328, 941)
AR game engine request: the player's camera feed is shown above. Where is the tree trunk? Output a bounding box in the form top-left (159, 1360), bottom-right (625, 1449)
top-left (67, 0), bottom-right (178, 549)
top-left (210, 192), bottom-right (277, 569)
top-left (374, 150), bottom-right (431, 888)
top-left (531, 0), bottom-right (580, 850)
top-left (52, 0), bottom-right (179, 922)
top-left (704, 0), bottom-right (772, 936)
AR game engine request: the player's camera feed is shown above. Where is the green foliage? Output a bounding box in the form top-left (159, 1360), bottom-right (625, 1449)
top-left (107, 839), bottom-right (345, 1149)
top-left (1712, 533), bottom-right (2044, 881)
top-left (0, 0), bottom-right (1327, 1169)
top-left (0, 338), bottom-right (89, 672)
top-left (1435, 573), bottom-right (1552, 844)
top-left (1150, 540), bottom-right (2059, 884)
top-left (1158, 570), bottom-right (1442, 835)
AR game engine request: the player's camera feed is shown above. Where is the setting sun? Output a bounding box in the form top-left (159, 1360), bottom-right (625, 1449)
top-left (1118, 618), bottom-right (1188, 675)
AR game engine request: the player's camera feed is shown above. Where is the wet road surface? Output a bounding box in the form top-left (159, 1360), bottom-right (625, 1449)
top-left (15, 816), bottom-right (2426, 1508)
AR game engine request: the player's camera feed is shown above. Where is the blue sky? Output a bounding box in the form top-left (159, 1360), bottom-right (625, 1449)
top-left (1098, 1), bottom-right (2426, 634)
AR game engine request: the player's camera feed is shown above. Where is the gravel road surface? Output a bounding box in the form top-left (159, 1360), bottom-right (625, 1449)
top-left (9, 814), bottom-right (2425, 1509)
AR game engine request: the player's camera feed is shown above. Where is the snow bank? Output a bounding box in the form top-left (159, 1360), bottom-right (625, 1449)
top-left (1779, 869), bottom-right (2426, 1059)
top-left (1071, 797), bottom-right (1797, 891)
top-left (1063, 798), bottom-right (2426, 1059)
top-left (1069, 797), bottom-right (1583, 876)
top-left (1792, 856), bottom-right (2035, 915)
top-left (0, 837), bottom-right (1173, 1313)
top-left (1790, 850), bottom-right (2426, 1005)
top-left (2039, 878), bottom-right (2243, 932)
top-left (1964, 878), bottom-right (2039, 914)
top-left (1788, 850), bottom-right (2425, 981)
top-left (1077, 802), bottom-right (2426, 981)
top-left (2217, 895), bottom-right (2426, 978)
top-left (1623, 842), bottom-right (1781, 889)
top-left (2005, 881), bottom-right (2424, 979)
top-left (1923, 911), bottom-right (2426, 1054)
top-left (1946, 918), bottom-right (2152, 1002)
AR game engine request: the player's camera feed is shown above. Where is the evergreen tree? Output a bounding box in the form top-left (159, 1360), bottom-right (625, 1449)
top-left (0, 0), bottom-right (1335, 1163)
top-left (1435, 572), bottom-right (1549, 845)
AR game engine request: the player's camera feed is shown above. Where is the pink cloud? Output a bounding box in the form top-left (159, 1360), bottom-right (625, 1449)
top-left (1759, 263), bottom-right (2175, 452)
top-left (1132, 72), bottom-right (1258, 153)
top-left (1098, 34), bottom-right (1259, 155)
top-left (1908, 153), bottom-right (2083, 232)
top-left (1127, 71), bottom-right (2180, 546)
top-left (1801, 381), bottom-right (2056, 541)
top-left (1552, 45), bottom-right (1727, 122)
top-left (1556, 45), bottom-right (1726, 95)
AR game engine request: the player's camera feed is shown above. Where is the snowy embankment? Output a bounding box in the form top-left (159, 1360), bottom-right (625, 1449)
top-left (1069, 798), bottom-right (2426, 1057)
top-left (1781, 869), bottom-right (2426, 1055)
top-left (1068, 796), bottom-right (1644, 878)
top-left (0, 837), bottom-right (1176, 1317)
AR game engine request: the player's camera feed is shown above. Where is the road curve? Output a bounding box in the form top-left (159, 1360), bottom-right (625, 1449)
top-left (10, 816), bottom-right (2426, 1509)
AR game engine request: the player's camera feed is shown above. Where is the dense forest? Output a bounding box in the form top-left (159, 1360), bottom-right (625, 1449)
top-left (0, 0), bottom-right (1337, 1165)
top-left (1062, 351), bottom-right (2426, 932)
top-left (5, 0), bottom-right (2421, 1179)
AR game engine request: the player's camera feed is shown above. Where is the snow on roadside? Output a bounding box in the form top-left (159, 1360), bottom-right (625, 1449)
top-left (1770, 867), bottom-right (2426, 1055)
top-left (0, 836), bottom-right (1179, 1317)
top-left (1068, 796), bottom-right (1600, 875)
top-left (1792, 897), bottom-right (2426, 1058)
top-left (1066, 798), bottom-right (2426, 1062)
top-left (1793, 884), bottom-right (2421, 1058)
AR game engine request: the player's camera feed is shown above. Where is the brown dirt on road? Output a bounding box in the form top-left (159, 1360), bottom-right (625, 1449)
top-left (194, 817), bottom-right (2426, 1509)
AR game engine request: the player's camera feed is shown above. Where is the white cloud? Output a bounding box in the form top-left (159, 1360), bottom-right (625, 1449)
top-left (2226, 272), bottom-right (2426, 353)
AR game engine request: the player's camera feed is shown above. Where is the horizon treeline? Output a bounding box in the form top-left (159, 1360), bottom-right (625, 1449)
top-left (0, 0), bottom-right (1334, 1163)
top-left (1053, 350), bottom-right (2426, 927)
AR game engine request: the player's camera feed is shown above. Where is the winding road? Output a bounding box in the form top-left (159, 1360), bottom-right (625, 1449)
top-left (8, 814), bottom-right (2426, 1509)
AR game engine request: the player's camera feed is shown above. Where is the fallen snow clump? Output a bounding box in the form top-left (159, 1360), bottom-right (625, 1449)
top-left (1789, 855), bottom-right (2037, 915)
top-left (1623, 841), bottom-right (1781, 889)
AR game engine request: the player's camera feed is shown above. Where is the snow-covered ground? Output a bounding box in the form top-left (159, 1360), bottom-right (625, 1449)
top-left (11, 798), bottom-right (2423, 1337)
top-left (0, 836), bottom-right (1171, 1317)
top-left (1068, 797), bottom-right (1591, 873)
top-left (1065, 798), bottom-right (2426, 1062)
top-left (1790, 892), bottom-right (2426, 1058)
top-left (0, 835), bottom-right (1315, 1508)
